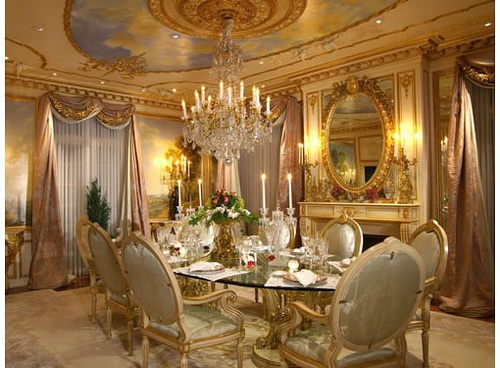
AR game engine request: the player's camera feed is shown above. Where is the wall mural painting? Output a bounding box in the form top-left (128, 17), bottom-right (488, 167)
top-left (138, 116), bottom-right (200, 220)
top-left (5, 99), bottom-right (35, 227)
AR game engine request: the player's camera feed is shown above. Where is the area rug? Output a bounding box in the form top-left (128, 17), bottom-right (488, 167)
top-left (5, 287), bottom-right (494, 367)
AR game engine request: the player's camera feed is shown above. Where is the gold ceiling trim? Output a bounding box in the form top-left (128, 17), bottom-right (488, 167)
top-left (148, 0), bottom-right (306, 39)
top-left (6, 38), bottom-right (48, 68)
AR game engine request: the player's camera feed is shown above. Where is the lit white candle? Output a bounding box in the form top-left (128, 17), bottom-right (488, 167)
top-left (261, 174), bottom-right (267, 209)
top-left (181, 100), bottom-right (188, 119)
top-left (201, 85), bottom-right (205, 103)
top-left (266, 95), bottom-right (271, 115)
top-left (219, 81), bottom-right (224, 100)
top-left (298, 143), bottom-right (304, 165)
top-left (195, 90), bottom-right (200, 111)
top-left (198, 179), bottom-right (202, 207)
top-left (240, 81), bottom-right (244, 100)
top-left (177, 179), bottom-right (182, 208)
top-left (287, 173), bottom-right (292, 208)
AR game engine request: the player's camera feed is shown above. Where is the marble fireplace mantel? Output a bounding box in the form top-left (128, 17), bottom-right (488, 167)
top-left (299, 201), bottom-right (420, 243)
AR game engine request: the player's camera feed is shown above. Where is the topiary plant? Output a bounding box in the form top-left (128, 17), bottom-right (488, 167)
top-left (86, 178), bottom-right (111, 231)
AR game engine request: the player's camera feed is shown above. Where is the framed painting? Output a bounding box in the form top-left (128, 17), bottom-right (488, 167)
top-left (5, 99), bottom-right (35, 227)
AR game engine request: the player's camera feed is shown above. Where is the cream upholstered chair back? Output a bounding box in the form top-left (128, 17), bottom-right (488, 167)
top-left (75, 217), bottom-right (102, 322)
top-left (407, 219), bottom-right (448, 368)
top-left (89, 223), bottom-right (128, 296)
top-left (278, 236), bottom-right (425, 368)
top-left (122, 232), bottom-right (245, 368)
top-left (409, 219), bottom-right (448, 290)
top-left (88, 222), bottom-right (141, 355)
top-left (329, 237), bottom-right (424, 352)
top-left (122, 233), bottom-right (184, 325)
top-left (320, 212), bottom-right (363, 260)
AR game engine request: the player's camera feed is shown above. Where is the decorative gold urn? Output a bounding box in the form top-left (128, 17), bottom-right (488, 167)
top-left (212, 222), bottom-right (238, 260)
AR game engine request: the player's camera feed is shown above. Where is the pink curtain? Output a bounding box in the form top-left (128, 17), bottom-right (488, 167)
top-left (439, 58), bottom-right (495, 318)
top-left (30, 92), bottom-right (149, 289)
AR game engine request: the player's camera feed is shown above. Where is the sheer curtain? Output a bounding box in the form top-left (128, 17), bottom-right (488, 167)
top-left (54, 117), bottom-right (128, 276)
top-left (439, 56), bottom-right (495, 318)
top-left (30, 92), bottom-right (149, 289)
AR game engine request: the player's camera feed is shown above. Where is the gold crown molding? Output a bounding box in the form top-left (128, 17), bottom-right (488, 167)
top-left (148, 0), bottom-right (306, 39)
top-left (290, 35), bottom-right (494, 86)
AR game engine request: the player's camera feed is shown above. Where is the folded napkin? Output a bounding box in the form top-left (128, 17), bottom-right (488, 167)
top-left (340, 257), bottom-right (352, 267)
top-left (188, 261), bottom-right (223, 272)
top-left (293, 269), bottom-right (319, 287)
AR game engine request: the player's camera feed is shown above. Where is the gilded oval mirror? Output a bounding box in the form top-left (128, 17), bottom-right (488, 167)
top-left (321, 76), bottom-right (394, 197)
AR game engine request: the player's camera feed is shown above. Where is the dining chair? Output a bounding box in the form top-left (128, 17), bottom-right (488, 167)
top-left (75, 217), bottom-right (103, 323)
top-left (319, 212), bottom-right (363, 260)
top-left (278, 236), bottom-right (425, 368)
top-left (313, 212), bottom-right (363, 312)
top-left (121, 231), bottom-right (245, 368)
top-left (407, 219), bottom-right (448, 368)
top-left (88, 222), bottom-right (141, 355)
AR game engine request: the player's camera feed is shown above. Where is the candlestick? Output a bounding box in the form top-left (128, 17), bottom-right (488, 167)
top-left (261, 174), bottom-right (267, 209)
top-left (287, 173), bottom-right (293, 209)
top-left (198, 179), bottom-right (202, 207)
top-left (177, 179), bottom-right (182, 208)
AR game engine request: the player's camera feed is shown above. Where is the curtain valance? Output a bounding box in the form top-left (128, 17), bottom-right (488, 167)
top-left (458, 56), bottom-right (495, 88)
top-left (48, 92), bottom-right (134, 128)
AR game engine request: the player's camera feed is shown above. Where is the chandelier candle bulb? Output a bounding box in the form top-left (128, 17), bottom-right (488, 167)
top-left (261, 174), bottom-right (267, 209)
top-left (219, 81), bottom-right (224, 100)
top-left (288, 173), bottom-right (293, 208)
top-left (195, 90), bottom-right (200, 111)
top-left (181, 100), bottom-right (188, 119)
top-left (266, 96), bottom-right (271, 115)
top-left (228, 86), bottom-right (232, 106)
top-left (240, 81), bottom-right (244, 100)
top-left (201, 86), bottom-right (205, 103)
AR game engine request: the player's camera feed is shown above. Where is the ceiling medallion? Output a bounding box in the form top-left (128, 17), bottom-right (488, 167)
top-left (148, 0), bottom-right (306, 39)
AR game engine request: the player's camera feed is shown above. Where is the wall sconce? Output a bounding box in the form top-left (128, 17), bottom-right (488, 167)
top-left (298, 141), bottom-right (318, 201)
top-left (393, 125), bottom-right (417, 204)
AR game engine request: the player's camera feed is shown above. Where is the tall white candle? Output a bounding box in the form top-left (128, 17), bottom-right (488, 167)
top-left (240, 81), bottom-right (244, 100)
top-left (287, 173), bottom-right (292, 208)
top-left (198, 179), bottom-right (202, 207)
top-left (266, 95), bottom-right (271, 115)
top-left (261, 174), bottom-right (267, 209)
top-left (181, 100), bottom-right (187, 119)
top-left (177, 179), bottom-right (182, 208)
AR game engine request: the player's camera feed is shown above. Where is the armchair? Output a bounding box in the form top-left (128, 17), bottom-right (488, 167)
top-left (88, 222), bottom-right (141, 355)
top-left (121, 231), bottom-right (245, 368)
top-left (278, 237), bottom-right (425, 368)
top-left (407, 219), bottom-right (448, 368)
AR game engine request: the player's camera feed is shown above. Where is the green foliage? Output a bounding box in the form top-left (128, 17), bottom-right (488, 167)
top-left (86, 178), bottom-right (111, 231)
top-left (188, 189), bottom-right (259, 227)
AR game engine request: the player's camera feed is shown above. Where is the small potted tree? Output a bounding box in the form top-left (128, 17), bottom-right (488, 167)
top-left (86, 178), bottom-right (111, 231)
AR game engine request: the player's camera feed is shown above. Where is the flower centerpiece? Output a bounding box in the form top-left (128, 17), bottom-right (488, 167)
top-left (331, 184), bottom-right (347, 201)
top-left (365, 186), bottom-right (379, 203)
top-left (189, 189), bottom-right (258, 260)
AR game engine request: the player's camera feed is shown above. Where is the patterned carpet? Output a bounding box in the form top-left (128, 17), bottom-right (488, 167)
top-left (5, 286), bottom-right (495, 367)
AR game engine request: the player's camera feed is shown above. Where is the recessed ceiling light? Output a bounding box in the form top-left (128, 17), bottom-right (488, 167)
top-left (172, 88), bottom-right (177, 93)
top-left (258, 61), bottom-right (264, 65)
top-left (5, 56), bottom-right (9, 61)
top-left (141, 88), bottom-right (146, 92)
top-left (170, 33), bottom-right (180, 39)
top-left (484, 22), bottom-right (492, 27)
top-left (100, 81), bottom-right (105, 85)
top-left (36, 26), bottom-right (44, 31)
top-left (52, 72), bottom-right (58, 76)
top-left (376, 19), bottom-right (382, 24)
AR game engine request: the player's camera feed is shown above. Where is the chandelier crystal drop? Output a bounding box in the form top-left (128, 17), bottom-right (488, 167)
top-left (181, 13), bottom-right (272, 164)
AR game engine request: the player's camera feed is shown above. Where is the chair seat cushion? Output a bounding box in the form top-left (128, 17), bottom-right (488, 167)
top-left (284, 325), bottom-right (398, 367)
top-left (150, 305), bottom-right (239, 340)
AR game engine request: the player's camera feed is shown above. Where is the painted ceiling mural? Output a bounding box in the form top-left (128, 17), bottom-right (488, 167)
top-left (68, 0), bottom-right (401, 73)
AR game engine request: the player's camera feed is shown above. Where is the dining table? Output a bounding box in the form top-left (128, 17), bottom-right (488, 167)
top-left (169, 249), bottom-right (345, 367)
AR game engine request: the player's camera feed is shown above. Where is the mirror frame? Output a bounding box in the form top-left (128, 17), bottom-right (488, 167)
top-left (321, 76), bottom-right (394, 197)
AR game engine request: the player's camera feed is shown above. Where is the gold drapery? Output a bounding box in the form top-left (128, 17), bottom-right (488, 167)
top-left (439, 56), bottom-right (495, 318)
top-left (30, 92), bottom-right (150, 290)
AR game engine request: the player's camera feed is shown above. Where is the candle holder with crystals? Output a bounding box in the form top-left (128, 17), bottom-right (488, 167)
top-left (393, 147), bottom-right (417, 204)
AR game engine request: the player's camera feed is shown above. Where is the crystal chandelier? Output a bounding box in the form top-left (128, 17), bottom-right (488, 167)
top-left (181, 12), bottom-right (272, 164)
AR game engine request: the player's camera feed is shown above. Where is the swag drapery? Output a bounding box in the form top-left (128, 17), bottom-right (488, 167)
top-left (30, 92), bottom-right (150, 290)
top-left (439, 56), bottom-right (495, 317)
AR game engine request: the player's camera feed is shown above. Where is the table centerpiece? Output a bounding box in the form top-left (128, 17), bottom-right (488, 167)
top-left (188, 189), bottom-right (259, 260)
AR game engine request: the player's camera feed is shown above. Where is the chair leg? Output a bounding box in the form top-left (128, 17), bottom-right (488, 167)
top-left (90, 285), bottom-right (97, 323)
top-left (127, 317), bottom-right (134, 355)
top-left (422, 329), bottom-right (430, 368)
top-left (142, 334), bottom-right (149, 368)
top-left (106, 307), bottom-right (112, 338)
top-left (254, 288), bottom-right (259, 303)
top-left (236, 338), bottom-right (243, 368)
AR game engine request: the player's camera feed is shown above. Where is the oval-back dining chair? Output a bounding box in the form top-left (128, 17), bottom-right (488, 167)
top-left (278, 236), bottom-right (425, 368)
top-left (407, 219), bottom-right (448, 368)
top-left (319, 212), bottom-right (363, 260)
top-left (75, 217), bottom-right (102, 323)
top-left (122, 231), bottom-right (245, 368)
top-left (88, 222), bottom-right (141, 355)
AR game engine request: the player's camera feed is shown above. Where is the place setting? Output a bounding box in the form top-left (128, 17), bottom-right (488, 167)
top-left (264, 259), bottom-right (340, 289)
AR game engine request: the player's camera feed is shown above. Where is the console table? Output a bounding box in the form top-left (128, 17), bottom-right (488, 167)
top-left (299, 201), bottom-right (420, 243)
